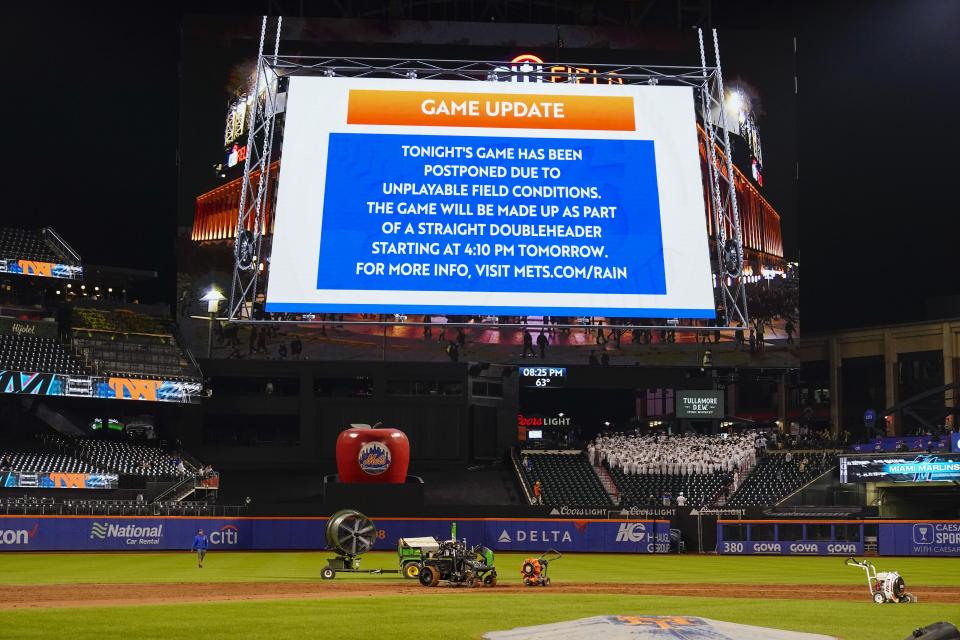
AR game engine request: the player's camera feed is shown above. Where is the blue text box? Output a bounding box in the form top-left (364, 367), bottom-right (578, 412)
top-left (317, 133), bottom-right (666, 297)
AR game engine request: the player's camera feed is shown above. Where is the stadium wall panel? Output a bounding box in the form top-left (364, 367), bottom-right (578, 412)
top-left (716, 519), bottom-right (960, 556)
top-left (0, 516), bottom-right (669, 553)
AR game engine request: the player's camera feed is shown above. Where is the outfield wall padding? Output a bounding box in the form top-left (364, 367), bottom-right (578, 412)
top-left (716, 519), bottom-right (960, 556)
top-left (0, 516), bottom-right (670, 553)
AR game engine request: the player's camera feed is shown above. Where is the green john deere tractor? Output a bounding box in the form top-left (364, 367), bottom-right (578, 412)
top-left (412, 522), bottom-right (498, 588)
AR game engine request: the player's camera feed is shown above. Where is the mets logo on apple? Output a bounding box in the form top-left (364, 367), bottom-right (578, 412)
top-left (358, 441), bottom-right (391, 475)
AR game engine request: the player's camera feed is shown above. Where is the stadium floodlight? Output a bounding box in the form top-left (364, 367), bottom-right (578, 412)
top-left (201, 287), bottom-right (226, 359)
top-left (201, 287), bottom-right (226, 312)
top-left (726, 89), bottom-right (744, 112)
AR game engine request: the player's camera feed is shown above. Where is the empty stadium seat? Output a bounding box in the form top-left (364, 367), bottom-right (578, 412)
top-left (0, 227), bottom-right (78, 265)
top-left (70, 305), bottom-right (202, 381)
top-left (0, 450), bottom-right (94, 473)
top-left (73, 335), bottom-right (199, 380)
top-left (74, 439), bottom-right (187, 478)
top-left (0, 333), bottom-right (87, 375)
top-left (517, 452), bottom-right (612, 507)
top-left (1, 435), bottom-right (196, 480)
top-left (726, 453), bottom-right (837, 507)
top-left (610, 468), bottom-right (731, 508)
top-left (72, 308), bottom-right (169, 335)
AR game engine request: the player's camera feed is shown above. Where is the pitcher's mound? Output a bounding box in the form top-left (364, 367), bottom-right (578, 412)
top-left (483, 615), bottom-right (838, 639)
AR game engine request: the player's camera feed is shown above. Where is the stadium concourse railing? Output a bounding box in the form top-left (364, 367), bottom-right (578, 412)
top-left (152, 472), bottom-right (219, 504)
top-left (0, 497), bottom-right (245, 517)
top-left (42, 227), bottom-right (82, 265)
top-left (592, 461), bottom-right (621, 506)
top-left (508, 449), bottom-right (535, 505)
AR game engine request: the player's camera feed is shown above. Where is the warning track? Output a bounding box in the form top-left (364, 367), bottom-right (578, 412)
top-left (1, 582), bottom-right (958, 609)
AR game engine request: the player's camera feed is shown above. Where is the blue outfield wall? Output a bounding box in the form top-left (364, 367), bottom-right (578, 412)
top-left (717, 540), bottom-right (863, 556)
top-left (879, 522), bottom-right (960, 557)
top-left (0, 516), bottom-right (670, 553)
top-left (717, 520), bottom-right (960, 556)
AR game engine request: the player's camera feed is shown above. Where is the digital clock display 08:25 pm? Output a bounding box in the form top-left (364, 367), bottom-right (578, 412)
top-left (520, 367), bottom-right (567, 388)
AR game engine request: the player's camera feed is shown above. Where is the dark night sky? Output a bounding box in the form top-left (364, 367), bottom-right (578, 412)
top-left (7, 1), bottom-right (960, 332)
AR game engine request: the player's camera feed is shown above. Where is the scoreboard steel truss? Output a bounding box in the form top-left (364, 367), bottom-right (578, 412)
top-left (229, 16), bottom-right (748, 330)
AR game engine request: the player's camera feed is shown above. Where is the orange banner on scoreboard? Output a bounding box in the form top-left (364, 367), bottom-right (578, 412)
top-left (346, 89), bottom-right (636, 131)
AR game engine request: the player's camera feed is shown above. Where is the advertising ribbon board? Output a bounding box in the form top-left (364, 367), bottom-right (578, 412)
top-left (0, 516), bottom-right (669, 553)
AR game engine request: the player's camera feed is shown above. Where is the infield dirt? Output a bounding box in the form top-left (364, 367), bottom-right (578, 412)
top-left (3, 582), bottom-right (959, 609)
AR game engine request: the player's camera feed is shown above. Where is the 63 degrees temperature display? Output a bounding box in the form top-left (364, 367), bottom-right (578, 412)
top-left (520, 367), bottom-right (568, 388)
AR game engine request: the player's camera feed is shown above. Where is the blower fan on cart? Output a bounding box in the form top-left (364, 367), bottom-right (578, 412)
top-left (320, 509), bottom-right (399, 579)
top-left (520, 550), bottom-right (562, 587)
top-left (845, 557), bottom-right (917, 603)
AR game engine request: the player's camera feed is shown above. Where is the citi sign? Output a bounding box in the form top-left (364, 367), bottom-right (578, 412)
top-left (210, 525), bottom-right (239, 546)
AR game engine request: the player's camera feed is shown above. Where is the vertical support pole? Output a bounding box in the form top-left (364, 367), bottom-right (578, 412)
top-left (942, 322), bottom-right (956, 431)
top-left (207, 313), bottom-right (215, 359)
top-left (697, 29), bottom-right (731, 326)
top-left (229, 16), bottom-right (269, 320)
top-left (777, 371), bottom-right (788, 437)
top-left (829, 337), bottom-right (841, 439)
top-left (884, 329), bottom-right (897, 436)
top-left (712, 29), bottom-right (748, 329)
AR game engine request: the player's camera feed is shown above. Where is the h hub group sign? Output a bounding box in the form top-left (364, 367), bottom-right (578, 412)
top-left (265, 78), bottom-right (715, 319)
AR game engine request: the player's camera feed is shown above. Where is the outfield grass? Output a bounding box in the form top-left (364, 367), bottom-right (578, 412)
top-left (0, 551), bottom-right (957, 586)
top-left (0, 593), bottom-right (956, 640)
top-left (0, 553), bottom-right (956, 639)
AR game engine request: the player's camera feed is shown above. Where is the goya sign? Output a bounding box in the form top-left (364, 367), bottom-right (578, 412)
top-left (718, 540), bottom-right (862, 555)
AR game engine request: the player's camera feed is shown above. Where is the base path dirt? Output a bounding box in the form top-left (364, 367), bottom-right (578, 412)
top-left (1, 582), bottom-right (958, 610)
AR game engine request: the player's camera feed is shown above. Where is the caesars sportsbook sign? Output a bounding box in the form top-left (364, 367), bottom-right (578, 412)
top-left (265, 77), bottom-right (715, 319)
